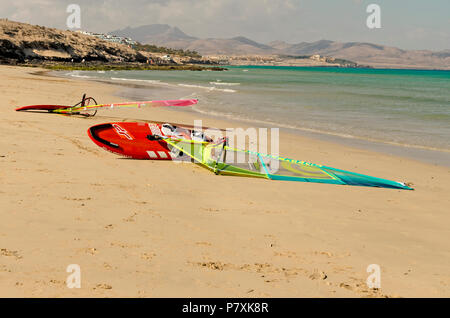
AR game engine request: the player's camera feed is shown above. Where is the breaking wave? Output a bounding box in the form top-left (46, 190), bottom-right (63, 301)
top-left (110, 77), bottom-right (166, 85)
top-left (177, 83), bottom-right (236, 93)
top-left (209, 81), bottom-right (241, 86)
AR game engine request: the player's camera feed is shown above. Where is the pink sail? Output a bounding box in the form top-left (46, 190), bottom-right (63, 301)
top-left (16, 99), bottom-right (198, 113)
top-left (56, 99), bottom-right (198, 113)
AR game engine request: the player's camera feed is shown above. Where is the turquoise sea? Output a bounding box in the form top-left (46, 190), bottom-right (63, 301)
top-left (68, 66), bottom-right (450, 153)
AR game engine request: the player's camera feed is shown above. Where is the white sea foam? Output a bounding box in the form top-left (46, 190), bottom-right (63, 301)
top-left (177, 83), bottom-right (236, 93)
top-left (110, 77), bottom-right (167, 85)
top-left (70, 74), bottom-right (92, 79)
top-left (209, 82), bottom-right (241, 86)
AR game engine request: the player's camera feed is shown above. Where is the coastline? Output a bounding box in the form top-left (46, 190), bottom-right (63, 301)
top-left (1, 65), bottom-right (449, 297)
top-left (167, 101), bottom-right (450, 168)
top-left (224, 63), bottom-right (450, 71)
top-left (226, 64), bottom-right (450, 71)
top-left (55, 66), bottom-right (450, 161)
top-left (87, 70), bottom-right (449, 168)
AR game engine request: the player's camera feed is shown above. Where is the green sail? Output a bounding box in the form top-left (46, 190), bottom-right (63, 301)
top-left (164, 138), bottom-right (413, 190)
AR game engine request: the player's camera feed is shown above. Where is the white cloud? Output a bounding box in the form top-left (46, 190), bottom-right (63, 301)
top-left (0, 0), bottom-right (304, 35)
top-left (0, 0), bottom-right (448, 50)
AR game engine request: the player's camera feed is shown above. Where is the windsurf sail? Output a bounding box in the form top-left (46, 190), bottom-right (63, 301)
top-left (53, 99), bottom-right (198, 114)
top-left (162, 137), bottom-right (413, 190)
top-left (16, 94), bottom-right (198, 116)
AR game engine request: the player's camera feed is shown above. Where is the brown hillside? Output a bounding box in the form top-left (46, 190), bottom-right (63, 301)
top-left (0, 19), bottom-right (146, 63)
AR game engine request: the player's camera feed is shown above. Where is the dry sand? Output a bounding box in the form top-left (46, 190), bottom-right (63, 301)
top-left (0, 65), bottom-right (449, 297)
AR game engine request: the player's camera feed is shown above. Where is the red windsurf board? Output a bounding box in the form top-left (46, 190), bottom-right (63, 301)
top-left (88, 122), bottom-right (212, 160)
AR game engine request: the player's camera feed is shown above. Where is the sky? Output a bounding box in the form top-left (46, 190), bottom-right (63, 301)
top-left (1, 0), bottom-right (449, 51)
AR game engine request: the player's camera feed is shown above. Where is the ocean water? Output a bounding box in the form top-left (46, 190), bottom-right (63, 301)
top-left (67, 66), bottom-right (450, 152)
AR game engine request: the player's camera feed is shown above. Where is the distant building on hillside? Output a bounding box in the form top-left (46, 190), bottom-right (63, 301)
top-left (77, 31), bottom-right (137, 46)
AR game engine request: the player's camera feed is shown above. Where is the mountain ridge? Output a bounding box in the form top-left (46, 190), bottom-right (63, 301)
top-left (109, 24), bottom-right (450, 69)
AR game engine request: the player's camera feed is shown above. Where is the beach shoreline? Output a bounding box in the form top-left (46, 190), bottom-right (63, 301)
top-left (53, 66), bottom-right (450, 162)
top-left (1, 65), bottom-right (449, 297)
top-left (64, 70), bottom-right (450, 168)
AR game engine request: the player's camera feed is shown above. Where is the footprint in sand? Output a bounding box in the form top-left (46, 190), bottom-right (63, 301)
top-left (63, 197), bottom-right (92, 202)
top-left (103, 263), bottom-right (113, 270)
top-left (195, 242), bottom-right (212, 246)
top-left (133, 201), bottom-right (149, 205)
top-left (201, 207), bottom-right (221, 213)
top-left (313, 251), bottom-right (334, 258)
top-left (78, 247), bottom-right (98, 255)
top-left (123, 212), bottom-right (138, 222)
top-left (94, 283), bottom-right (112, 290)
top-left (273, 251), bottom-right (297, 258)
top-left (110, 242), bottom-right (140, 249)
top-left (0, 265), bottom-right (12, 272)
top-left (141, 252), bottom-right (156, 260)
top-left (337, 280), bottom-right (388, 297)
top-left (0, 248), bottom-right (22, 260)
top-left (309, 269), bottom-right (328, 280)
top-left (191, 261), bottom-right (304, 279)
top-left (49, 279), bottom-right (65, 285)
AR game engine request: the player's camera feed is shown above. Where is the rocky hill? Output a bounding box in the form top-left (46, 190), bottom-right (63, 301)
top-left (0, 19), bottom-right (146, 63)
top-left (110, 25), bottom-right (275, 55)
top-left (271, 40), bottom-right (450, 69)
top-left (115, 24), bottom-right (450, 69)
top-left (179, 37), bottom-right (279, 55)
top-left (110, 24), bottom-right (196, 47)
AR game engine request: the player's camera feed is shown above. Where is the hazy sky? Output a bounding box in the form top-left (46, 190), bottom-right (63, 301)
top-left (1, 0), bottom-right (449, 50)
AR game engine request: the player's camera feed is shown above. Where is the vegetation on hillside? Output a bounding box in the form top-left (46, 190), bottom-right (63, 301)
top-left (134, 43), bottom-right (202, 58)
top-left (28, 62), bottom-right (226, 71)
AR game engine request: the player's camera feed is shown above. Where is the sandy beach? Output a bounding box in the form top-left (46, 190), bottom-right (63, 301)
top-left (0, 65), bottom-right (449, 297)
